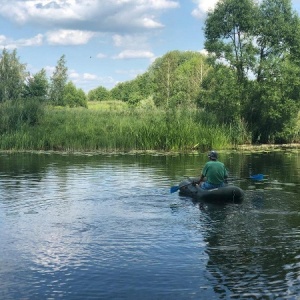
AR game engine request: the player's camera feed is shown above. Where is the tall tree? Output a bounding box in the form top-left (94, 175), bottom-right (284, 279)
top-left (204, 0), bottom-right (258, 84)
top-left (254, 0), bottom-right (300, 81)
top-left (49, 55), bottom-right (68, 105)
top-left (172, 53), bottom-right (210, 107)
top-left (0, 49), bottom-right (28, 102)
top-left (204, 0), bottom-right (300, 142)
top-left (151, 51), bottom-right (206, 108)
top-left (152, 51), bottom-right (180, 107)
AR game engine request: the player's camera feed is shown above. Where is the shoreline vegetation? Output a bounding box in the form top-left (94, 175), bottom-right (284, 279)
top-left (0, 101), bottom-right (299, 155)
top-left (3, 0), bottom-right (300, 154)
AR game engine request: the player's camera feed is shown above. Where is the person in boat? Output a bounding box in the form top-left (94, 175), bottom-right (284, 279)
top-left (197, 150), bottom-right (228, 190)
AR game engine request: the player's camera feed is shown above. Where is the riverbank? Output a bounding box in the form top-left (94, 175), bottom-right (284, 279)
top-left (235, 143), bottom-right (300, 152)
top-left (0, 143), bottom-right (299, 156)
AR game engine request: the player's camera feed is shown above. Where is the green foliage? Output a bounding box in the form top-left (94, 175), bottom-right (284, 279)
top-left (0, 49), bottom-right (28, 102)
top-left (198, 65), bottom-right (242, 124)
top-left (244, 59), bottom-right (300, 143)
top-left (152, 51), bottom-right (181, 107)
top-left (63, 81), bottom-right (87, 108)
top-left (255, 0), bottom-right (300, 81)
top-left (205, 0), bottom-right (258, 83)
top-left (135, 72), bottom-right (154, 99)
top-left (111, 80), bottom-right (143, 105)
top-left (151, 51), bottom-right (209, 108)
top-left (204, 0), bottom-right (300, 143)
top-left (88, 86), bottom-right (111, 101)
top-left (88, 100), bottom-right (127, 110)
top-left (49, 55), bottom-right (68, 105)
top-left (23, 68), bottom-right (49, 100)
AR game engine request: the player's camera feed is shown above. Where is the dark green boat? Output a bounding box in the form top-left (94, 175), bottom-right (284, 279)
top-left (178, 177), bottom-right (244, 203)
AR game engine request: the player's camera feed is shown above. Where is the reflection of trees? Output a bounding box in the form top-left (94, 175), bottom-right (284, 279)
top-left (1, 150), bottom-right (299, 184)
top-left (200, 202), bottom-right (300, 298)
top-left (1, 151), bottom-right (299, 203)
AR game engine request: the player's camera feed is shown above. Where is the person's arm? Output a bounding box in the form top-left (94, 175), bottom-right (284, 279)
top-left (196, 174), bottom-right (205, 185)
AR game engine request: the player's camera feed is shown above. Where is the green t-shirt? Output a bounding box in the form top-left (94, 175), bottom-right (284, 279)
top-left (201, 160), bottom-right (228, 185)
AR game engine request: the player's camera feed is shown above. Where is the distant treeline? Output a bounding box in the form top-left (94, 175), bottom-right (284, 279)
top-left (1, 0), bottom-right (300, 151)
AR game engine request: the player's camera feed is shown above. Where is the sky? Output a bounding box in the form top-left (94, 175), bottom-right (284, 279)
top-left (1, 0), bottom-right (300, 93)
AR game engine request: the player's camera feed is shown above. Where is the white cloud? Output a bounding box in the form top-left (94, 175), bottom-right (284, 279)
top-left (112, 34), bottom-right (149, 49)
top-left (69, 70), bottom-right (80, 79)
top-left (70, 71), bottom-right (117, 91)
top-left (191, 0), bottom-right (219, 19)
top-left (0, 0), bottom-right (179, 32)
top-left (141, 17), bottom-right (163, 29)
top-left (0, 34), bottom-right (43, 49)
top-left (96, 53), bottom-right (107, 59)
top-left (44, 65), bottom-right (56, 77)
top-left (46, 30), bottom-right (96, 45)
top-left (83, 73), bottom-right (98, 80)
top-left (112, 34), bottom-right (153, 60)
top-left (113, 50), bottom-right (155, 60)
top-left (57, 67), bottom-right (115, 91)
top-left (115, 68), bottom-right (144, 75)
top-left (200, 49), bottom-right (208, 56)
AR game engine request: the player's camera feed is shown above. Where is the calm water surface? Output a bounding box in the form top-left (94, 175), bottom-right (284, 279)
top-left (0, 151), bottom-right (300, 299)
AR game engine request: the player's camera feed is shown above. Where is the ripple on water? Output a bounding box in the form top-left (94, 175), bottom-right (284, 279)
top-left (0, 152), bottom-right (300, 299)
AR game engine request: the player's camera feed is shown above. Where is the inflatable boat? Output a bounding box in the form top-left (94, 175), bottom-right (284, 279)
top-left (178, 177), bottom-right (244, 203)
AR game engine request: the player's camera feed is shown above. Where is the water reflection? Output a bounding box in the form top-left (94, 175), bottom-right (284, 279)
top-left (197, 192), bottom-right (300, 298)
top-left (0, 151), bottom-right (299, 299)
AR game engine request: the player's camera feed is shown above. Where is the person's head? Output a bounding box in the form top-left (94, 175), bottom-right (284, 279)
top-left (208, 150), bottom-right (218, 160)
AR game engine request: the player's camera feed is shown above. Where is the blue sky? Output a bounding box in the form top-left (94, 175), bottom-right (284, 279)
top-left (1, 0), bottom-right (300, 93)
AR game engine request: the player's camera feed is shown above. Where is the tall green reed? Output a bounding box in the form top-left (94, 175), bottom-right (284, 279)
top-left (0, 104), bottom-right (245, 152)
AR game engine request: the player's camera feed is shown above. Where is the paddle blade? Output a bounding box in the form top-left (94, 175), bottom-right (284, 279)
top-left (249, 174), bottom-right (264, 181)
top-left (170, 185), bottom-right (180, 193)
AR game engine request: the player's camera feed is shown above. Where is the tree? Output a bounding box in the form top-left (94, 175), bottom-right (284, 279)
top-left (88, 86), bottom-right (111, 101)
top-left (63, 81), bottom-right (87, 108)
top-left (152, 51), bottom-right (180, 107)
top-left (198, 64), bottom-right (241, 124)
top-left (23, 68), bottom-right (49, 100)
top-left (0, 49), bottom-right (28, 102)
top-left (151, 50), bottom-right (207, 108)
top-left (172, 53), bottom-right (210, 107)
top-left (111, 82), bottom-right (131, 102)
top-left (204, 0), bottom-right (258, 84)
top-left (134, 72), bottom-right (154, 100)
top-left (244, 59), bottom-right (300, 142)
top-left (49, 55), bottom-right (68, 105)
top-left (204, 0), bottom-right (300, 143)
top-left (111, 80), bottom-right (143, 105)
top-left (254, 0), bottom-right (300, 81)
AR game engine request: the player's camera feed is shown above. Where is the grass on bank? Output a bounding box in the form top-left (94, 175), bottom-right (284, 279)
top-left (0, 100), bottom-right (250, 152)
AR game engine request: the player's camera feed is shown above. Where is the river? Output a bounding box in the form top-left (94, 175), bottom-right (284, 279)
top-left (0, 150), bottom-right (299, 299)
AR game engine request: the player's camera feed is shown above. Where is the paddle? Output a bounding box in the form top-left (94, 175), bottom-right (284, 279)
top-left (170, 179), bottom-right (197, 194)
top-left (229, 173), bottom-right (266, 182)
top-left (248, 174), bottom-right (264, 181)
top-left (170, 173), bottom-right (265, 193)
